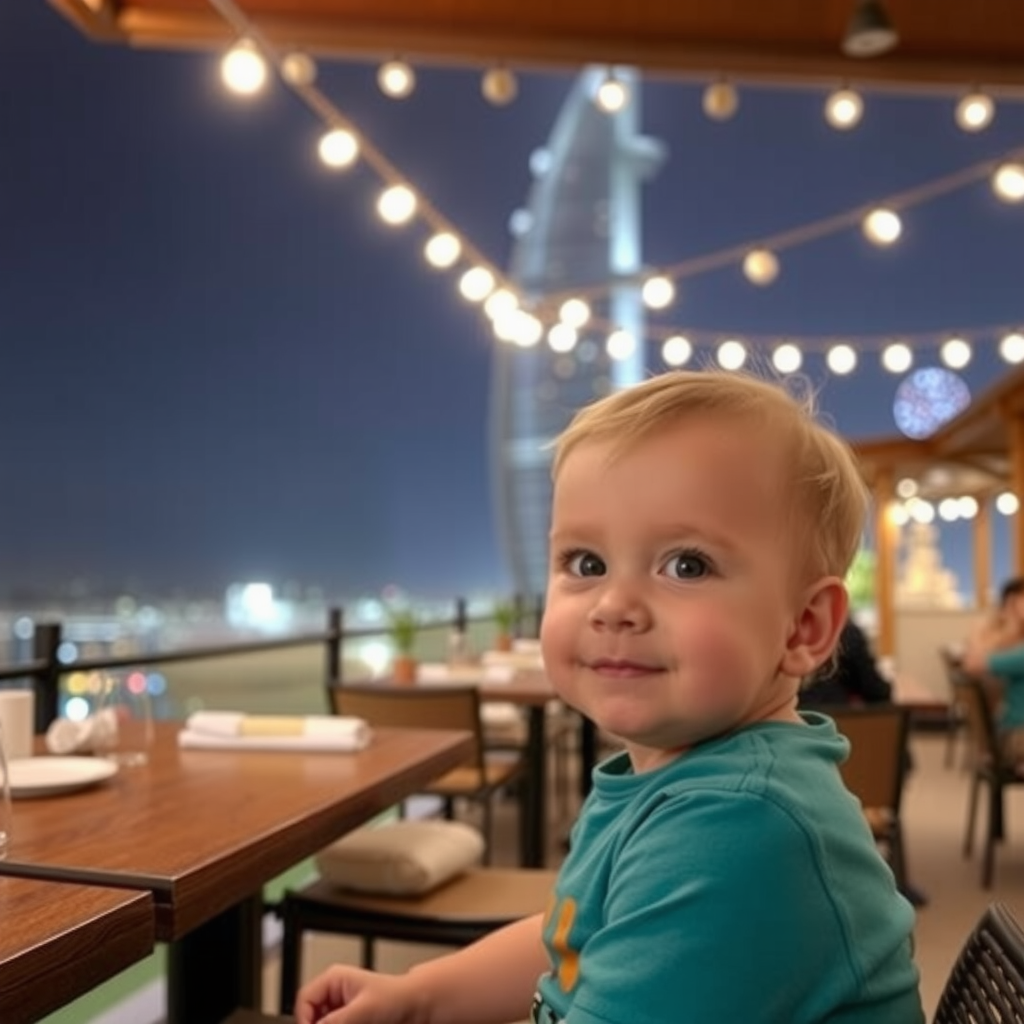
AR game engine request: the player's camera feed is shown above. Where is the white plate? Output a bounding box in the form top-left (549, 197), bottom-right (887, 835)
top-left (6, 756), bottom-right (118, 798)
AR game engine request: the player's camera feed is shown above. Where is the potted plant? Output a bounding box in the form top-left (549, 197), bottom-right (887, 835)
top-left (492, 600), bottom-right (518, 652)
top-left (388, 608), bottom-right (419, 685)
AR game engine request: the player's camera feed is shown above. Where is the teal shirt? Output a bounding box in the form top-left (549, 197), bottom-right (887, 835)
top-left (987, 645), bottom-right (1024, 729)
top-left (534, 713), bottom-right (923, 1024)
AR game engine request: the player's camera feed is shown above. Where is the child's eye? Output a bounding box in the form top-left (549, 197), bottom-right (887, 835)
top-left (563, 550), bottom-right (606, 577)
top-left (662, 551), bottom-right (712, 580)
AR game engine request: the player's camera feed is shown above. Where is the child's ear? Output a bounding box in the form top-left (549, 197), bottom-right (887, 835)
top-left (780, 578), bottom-right (848, 677)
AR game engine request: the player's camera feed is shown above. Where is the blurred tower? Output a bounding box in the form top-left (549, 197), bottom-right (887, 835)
top-left (489, 67), bottom-right (665, 598)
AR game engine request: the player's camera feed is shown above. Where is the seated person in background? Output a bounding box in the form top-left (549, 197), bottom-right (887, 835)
top-left (296, 371), bottom-right (923, 1024)
top-left (799, 617), bottom-right (892, 708)
top-left (964, 576), bottom-right (1024, 766)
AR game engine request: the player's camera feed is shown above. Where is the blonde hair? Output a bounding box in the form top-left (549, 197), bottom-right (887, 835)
top-left (551, 370), bottom-right (869, 580)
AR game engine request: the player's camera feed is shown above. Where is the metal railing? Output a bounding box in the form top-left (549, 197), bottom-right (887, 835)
top-left (0, 595), bottom-right (545, 732)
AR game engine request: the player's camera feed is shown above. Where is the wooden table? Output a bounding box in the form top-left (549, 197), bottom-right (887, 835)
top-left (0, 876), bottom-right (154, 1024)
top-left (0, 721), bottom-right (473, 1024)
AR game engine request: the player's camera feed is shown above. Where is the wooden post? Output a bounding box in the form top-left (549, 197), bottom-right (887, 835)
top-left (1009, 414), bottom-right (1024, 575)
top-left (873, 470), bottom-right (897, 658)
top-left (973, 497), bottom-right (993, 609)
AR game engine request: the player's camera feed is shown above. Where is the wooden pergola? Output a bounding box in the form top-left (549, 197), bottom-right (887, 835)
top-left (50, 1), bottom-right (1024, 92)
top-left (50, 0), bottom-right (1024, 656)
top-left (853, 363), bottom-right (1024, 655)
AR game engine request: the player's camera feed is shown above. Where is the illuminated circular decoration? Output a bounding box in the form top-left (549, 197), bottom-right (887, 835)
top-left (892, 367), bottom-right (971, 439)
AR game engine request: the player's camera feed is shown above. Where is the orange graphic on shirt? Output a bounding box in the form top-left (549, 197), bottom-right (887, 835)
top-left (545, 895), bottom-right (580, 992)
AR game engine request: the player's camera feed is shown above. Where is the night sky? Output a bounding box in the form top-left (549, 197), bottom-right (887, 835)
top-left (3, 3), bottom-right (1024, 603)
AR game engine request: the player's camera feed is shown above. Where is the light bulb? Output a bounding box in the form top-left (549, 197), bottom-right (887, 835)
top-left (548, 323), bottom-right (578, 353)
top-left (827, 344), bottom-right (857, 375)
top-left (318, 128), bottom-right (359, 169)
top-left (482, 67), bottom-right (518, 105)
top-left (940, 337), bottom-right (972, 369)
top-left (221, 40), bottom-right (267, 96)
top-left (424, 232), bottom-right (461, 268)
top-left (484, 289), bottom-right (518, 320)
top-left (825, 88), bottom-right (863, 130)
top-left (641, 276), bottom-right (675, 309)
top-left (281, 53), bottom-right (317, 87)
top-left (742, 249), bottom-right (779, 286)
top-left (662, 335), bottom-right (693, 367)
top-left (459, 267), bottom-right (495, 302)
top-left (997, 492), bottom-right (1020, 516)
top-left (595, 73), bottom-right (628, 113)
top-left (378, 60), bottom-right (415, 98)
top-left (881, 342), bottom-right (912, 373)
top-left (606, 330), bottom-right (636, 361)
top-left (559, 298), bottom-right (591, 328)
top-left (955, 92), bottom-right (994, 132)
top-left (771, 343), bottom-right (803, 374)
top-left (716, 339), bottom-right (747, 370)
top-left (1000, 332), bottom-right (1024, 364)
top-left (377, 185), bottom-right (417, 225)
top-left (993, 163), bottom-right (1024, 203)
top-left (958, 496), bottom-right (979, 519)
top-left (702, 81), bottom-right (739, 121)
top-left (863, 207), bottom-right (902, 245)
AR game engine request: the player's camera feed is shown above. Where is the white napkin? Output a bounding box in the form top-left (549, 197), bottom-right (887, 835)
top-left (45, 709), bottom-right (118, 755)
top-left (178, 712), bottom-right (371, 752)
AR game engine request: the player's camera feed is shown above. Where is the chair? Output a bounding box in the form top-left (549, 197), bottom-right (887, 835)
top-left (933, 902), bottom-right (1024, 1022)
top-left (939, 647), bottom-right (968, 768)
top-left (954, 672), bottom-right (1024, 888)
top-left (276, 864), bottom-right (557, 1013)
top-left (829, 704), bottom-right (911, 892)
top-left (329, 683), bottom-right (524, 863)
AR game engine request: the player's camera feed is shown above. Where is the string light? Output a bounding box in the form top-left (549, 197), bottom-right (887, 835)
top-left (547, 323), bottom-right (578, 353)
top-left (595, 70), bottom-right (628, 113)
top-left (702, 81), bottom-right (739, 121)
top-left (376, 184), bottom-right (417, 225)
top-left (482, 66), bottom-right (518, 106)
top-left (940, 337), bottom-right (972, 369)
top-left (955, 92), bottom-right (995, 132)
top-left (772, 343), bottom-right (803, 374)
top-left (641, 275), bottom-right (675, 309)
top-left (717, 339), bottom-right (747, 370)
top-left (378, 60), bottom-right (415, 99)
top-left (896, 478), bottom-right (918, 499)
top-left (662, 335), bottom-right (693, 366)
top-left (424, 232), bottom-right (461, 268)
top-left (318, 128), bottom-right (358, 169)
top-left (280, 52), bottom-right (316, 87)
top-left (606, 329), bottom-right (637, 361)
top-left (997, 492), bottom-right (1020, 516)
top-left (881, 342), bottom-right (913, 373)
top-left (825, 88), bottom-right (864, 130)
top-left (221, 39), bottom-right (267, 95)
top-left (559, 298), bottom-right (591, 328)
top-left (459, 267), bottom-right (496, 302)
top-left (863, 207), bottom-right (902, 245)
top-left (827, 344), bottom-right (858, 375)
top-left (994, 163), bottom-right (1024, 203)
top-left (742, 249), bottom-right (780, 286)
top-left (1000, 332), bottom-right (1024, 363)
top-left (484, 288), bottom-right (518, 320)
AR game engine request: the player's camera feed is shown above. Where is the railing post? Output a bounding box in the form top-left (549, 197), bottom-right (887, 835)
top-left (325, 607), bottom-right (342, 686)
top-left (32, 622), bottom-right (62, 732)
top-left (454, 597), bottom-right (468, 635)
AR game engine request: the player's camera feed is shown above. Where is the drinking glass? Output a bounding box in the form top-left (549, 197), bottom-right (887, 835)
top-left (0, 722), bottom-right (13, 860)
top-left (95, 674), bottom-right (154, 767)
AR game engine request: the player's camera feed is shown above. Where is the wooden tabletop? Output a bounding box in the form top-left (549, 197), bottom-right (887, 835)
top-left (0, 876), bottom-right (153, 1024)
top-left (0, 722), bottom-right (472, 940)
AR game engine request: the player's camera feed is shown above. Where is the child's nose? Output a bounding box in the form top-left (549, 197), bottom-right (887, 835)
top-left (587, 585), bottom-right (652, 632)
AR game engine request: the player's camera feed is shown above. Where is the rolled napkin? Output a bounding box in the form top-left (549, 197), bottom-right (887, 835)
top-left (45, 708), bottom-right (118, 755)
top-left (178, 711), bottom-right (370, 752)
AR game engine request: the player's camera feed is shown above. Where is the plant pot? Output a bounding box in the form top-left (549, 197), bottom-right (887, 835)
top-left (393, 655), bottom-right (418, 686)
top-left (494, 632), bottom-right (513, 653)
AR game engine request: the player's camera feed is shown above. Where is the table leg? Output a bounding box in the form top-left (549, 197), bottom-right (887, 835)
top-left (521, 705), bottom-right (547, 868)
top-left (166, 894), bottom-right (263, 1024)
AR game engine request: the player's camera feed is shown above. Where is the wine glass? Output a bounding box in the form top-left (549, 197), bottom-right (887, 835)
top-left (94, 674), bottom-right (154, 767)
top-left (0, 722), bottom-right (13, 860)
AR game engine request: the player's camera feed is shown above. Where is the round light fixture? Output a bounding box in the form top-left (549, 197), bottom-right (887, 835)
top-left (825, 88), bottom-right (864, 130)
top-left (742, 249), bottom-right (779, 286)
top-left (702, 81), bottom-right (739, 121)
top-left (955, 92), bottom-right (995, 132)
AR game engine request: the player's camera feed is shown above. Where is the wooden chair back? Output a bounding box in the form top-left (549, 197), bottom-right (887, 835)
top-left (829, 704), bottom-right (909, 815)
top-left (953, 672), bottom-right (1002, 766)
top-left (329, 684), bottom-right (485, 774)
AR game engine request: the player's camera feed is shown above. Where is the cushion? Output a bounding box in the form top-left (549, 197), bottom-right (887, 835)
top-left (315, 820), bottom-right (485, 896)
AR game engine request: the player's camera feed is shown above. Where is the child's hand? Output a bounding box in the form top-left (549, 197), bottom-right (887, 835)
top-left (295, 965), bottom-right (423, 1024)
